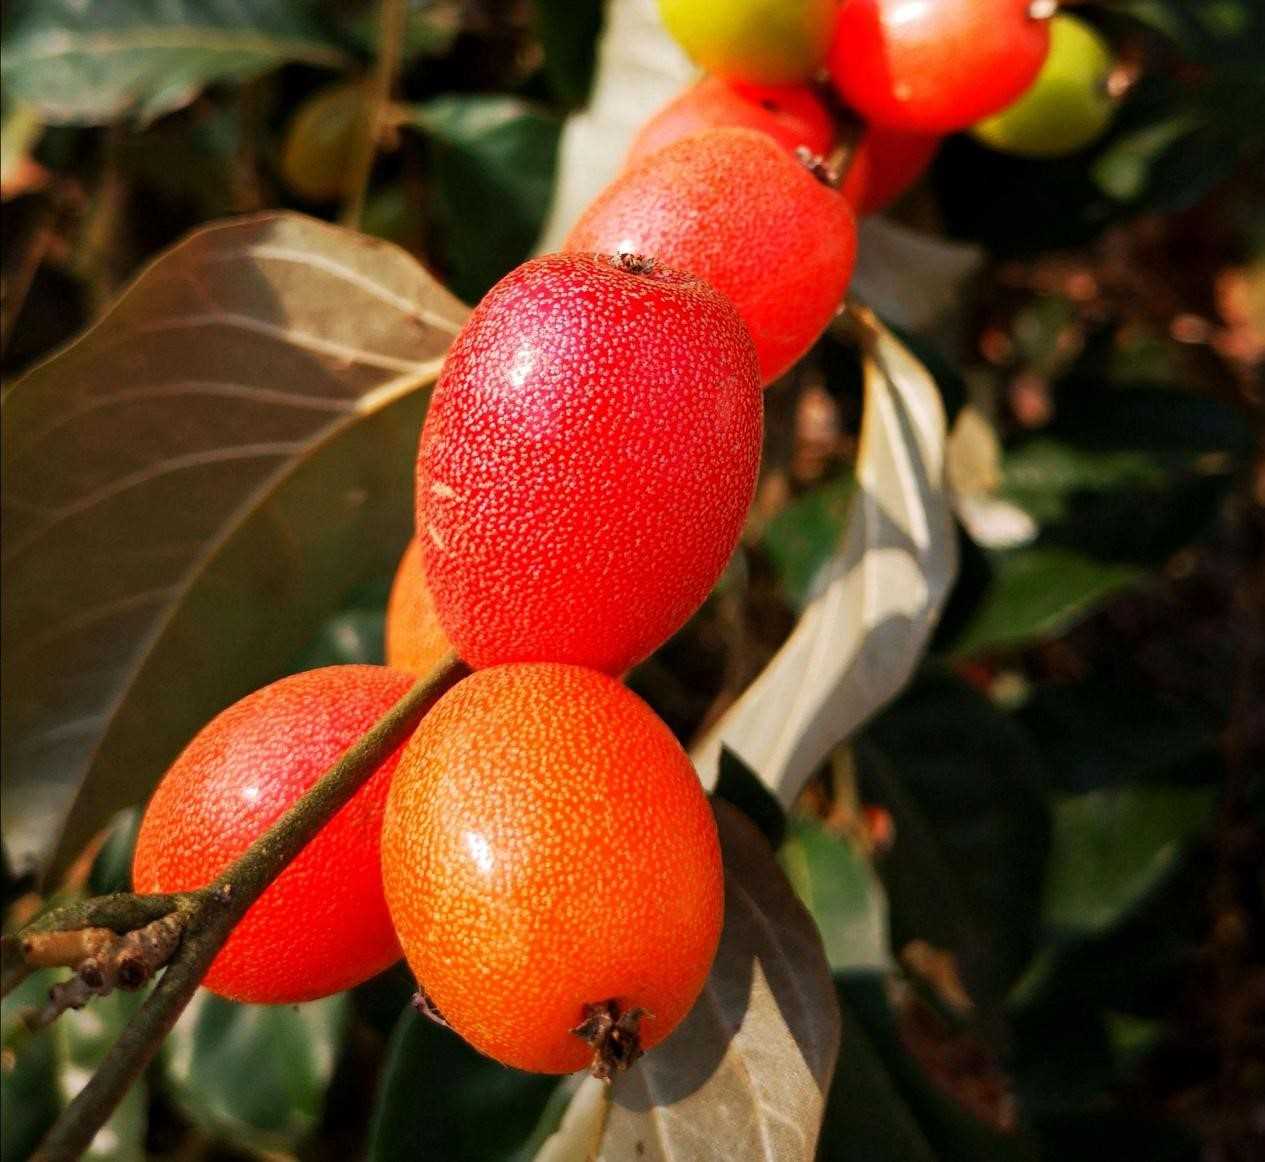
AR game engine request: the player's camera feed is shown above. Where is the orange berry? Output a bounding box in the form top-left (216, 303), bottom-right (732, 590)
top-left (384, 539), bottom-right (452, 676)
top-left (133, 666), bottom-right (414, 1003)
top-left (381, 664), bottom-right (724, 1075)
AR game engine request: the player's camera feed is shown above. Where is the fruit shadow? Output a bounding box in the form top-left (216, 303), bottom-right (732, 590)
top-left (609, 802), bottom-right (840, 1116)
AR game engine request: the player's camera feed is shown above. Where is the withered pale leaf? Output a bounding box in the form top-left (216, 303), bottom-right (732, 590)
top-left (2, 212), bottom-right (467, 880)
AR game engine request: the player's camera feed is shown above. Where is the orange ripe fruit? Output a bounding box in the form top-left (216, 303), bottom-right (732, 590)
top-left (381, 664), bottom-right (724, 1075)
top-left (133, 666), bottom-right (414, 1003)
top-left (565, 127), bottom-right (857, 384)
top-left (385, 538), bottom-right (452, 676)
top-left (626, 76), bottom-right (834, 167)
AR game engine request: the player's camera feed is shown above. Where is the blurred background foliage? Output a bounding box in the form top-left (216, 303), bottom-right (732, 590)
top-left (2, 0), bottom-right (1263, 1159)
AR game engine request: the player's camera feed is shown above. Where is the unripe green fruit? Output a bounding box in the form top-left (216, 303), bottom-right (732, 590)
top-left (658, 0), bottom-right (843, 85)
top-left (973, 15), bottom-right (1116, 158)
top-left (280, 81), bottom-right (366, 202)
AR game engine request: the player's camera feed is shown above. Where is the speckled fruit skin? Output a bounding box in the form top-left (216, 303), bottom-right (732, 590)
top-left (385, 538), bottom-right (452, 677)
top-left (627, 76), bottom-right (834, 167)
top-left (416, 252), bottom-right (761, 675)
top-left (566, 128), bottom-right (857, 384)
top-left (828, 0), bottom-right (1051, 133)
top-left (840, 127), bottom-right (941, 216)
top-left (972, 14), bottom-right (1116, 158)
top-left (132, 666), bottom-right (413, 1004)
top-left (381, 664), bottom-right (724, 1074)
top-left (659, 0), bottom-right (843, 85)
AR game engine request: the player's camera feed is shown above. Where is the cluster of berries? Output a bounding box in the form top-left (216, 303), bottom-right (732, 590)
top-left (134, 0), bottom-right (1120, 1080)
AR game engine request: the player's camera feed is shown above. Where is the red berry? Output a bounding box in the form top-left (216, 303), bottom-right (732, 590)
top-left (132, 667), bottom-right (414, 1004)
top-left (566, 128), bottom-right (857, 384)
top-left (627, 76), bottom-right (834, 167)
top-left (828, 0), bottom-right (1051, 133)
top-left (840, 126), bottom-right (940, 216)
top-left (416, 252), bottom-right (762, 675)
top-left (381, 664), bottom-right (724, 1074)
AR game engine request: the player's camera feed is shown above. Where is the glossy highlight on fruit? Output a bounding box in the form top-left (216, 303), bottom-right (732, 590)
top-left (828, 0), bottom-right (1052, 133)
top-left (627, 76), bottom-right (834, 167)
top-left (658, 0), bottom-right (843, 85)
top-left (840, 126), bottom-right (941, 215)
top-left (566, 127), bottom-right (857, 384)
top-left (381, 664), bottom-right (724, 1074)
top-left (279, 81), bottom-right (366, 202)
top-left (132, 666), bottom-right (414, 1003)
top-left (416, 251), bottom-right (762, 675)
top-left (972, 14), bottom-right (1116, 158)
top-left (385, 538), bottom-right (452, 677)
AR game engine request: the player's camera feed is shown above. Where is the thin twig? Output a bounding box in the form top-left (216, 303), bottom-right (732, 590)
top-left (341, 0), bottom-right (409, 228)
top-left (28, 652), bottom-right (464, 1162)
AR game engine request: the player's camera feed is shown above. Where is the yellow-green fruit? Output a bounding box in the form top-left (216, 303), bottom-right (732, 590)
top-left (280, 81), bottom-right (366, 201)
top-left (658, 0), bottom-right (842, 85)
top-left (972, 14), bottom-right (1116, 159)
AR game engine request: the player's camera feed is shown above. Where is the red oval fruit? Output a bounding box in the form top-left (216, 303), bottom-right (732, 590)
top-left (385, 538), bottom-right (452, 677)
top-left (627, 76), bottom-right (834, 167)
top-left (416, 251), bottom-right (762, 675)
top-left (566, 127), bottom-right (857, 384)
top-left (828, 0), bottom-right (1052, 133)
top-left (381, 663), bottom-right (724, 1074)
top-left (132, 666), bottom-right (414, 1003)
top-left (840, 126), bottom-right (941, 216)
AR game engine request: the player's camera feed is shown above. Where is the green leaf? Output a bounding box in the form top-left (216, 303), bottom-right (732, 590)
top-left (87, 808), bottom-right (141, 895)
top-left (368, 1005), bottom-right (558, 1162)
top-left (1091, 114), bottom-right (1208, 202)
top-left (406, 96), bottom-right (561, 302)
top-left (780, 818), bottom-right (891, 974)
top-left (714, 747), bottom-right (786, 850)
top-left (1042, 785), bottom-right (1217, 938)
top-left (951, 547), bottom-right (1143, 657)
top-left (291, 607), bottom-right (388, 670)
top-left (2, 973), bottom-right (61, 1162)
top-left (761, 474), bottom-right (855, 610)
top-left (535, 0), bottom-right (695, 253)
top-left (1017, 678), bottom-right (1219, 793)
top-left (818, 991), bottom-right (938, 1162)
top-left (1, 212), bottom-right (468, 883)
top-left (2, 0), bottom-right (347, 125)
top-left (533, 0), bottom-right (604, 106)
top-left (532, 802), bottom-right (841, 1161)
top-left (164, 991), bottom-right (348, 1153)
top-left (947, 388), bottom-right (1249, 656)
top-left (836, 975), bottom-right (1040, 1162)
top-left (55, 988), bottom-right (149, 1161)
top-left (859, 672), bottom-right (1050, 1003)
top-left (694, 316), bottom-right (958, 810)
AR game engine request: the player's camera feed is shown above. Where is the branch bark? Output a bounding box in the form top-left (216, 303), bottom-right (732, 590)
top-left (341, 0), bottom-right (408, 228)
top-left (21, 651), bottom-right (463, 1162)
